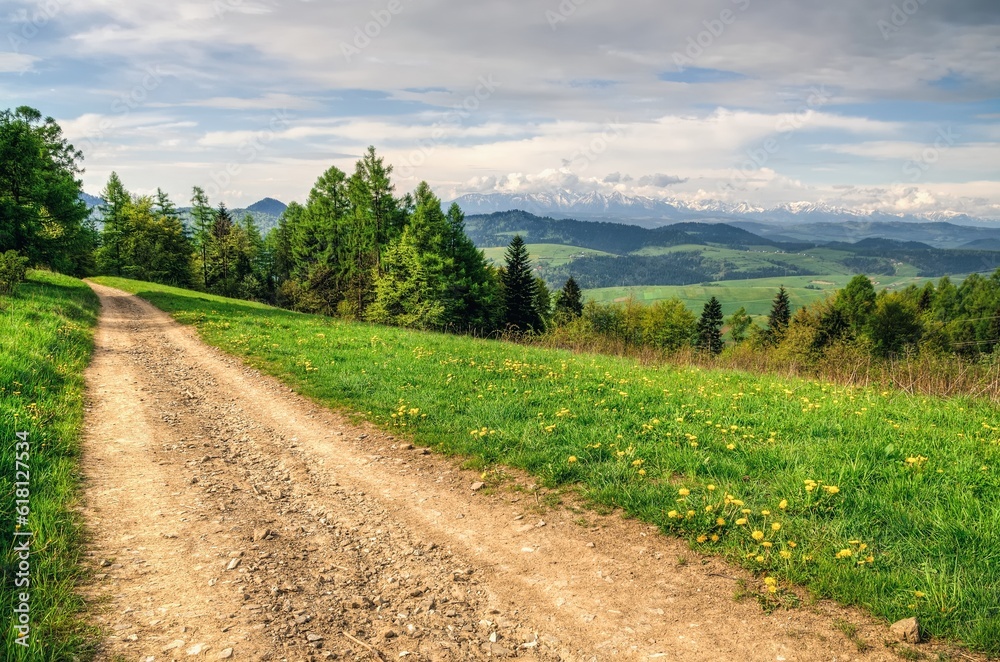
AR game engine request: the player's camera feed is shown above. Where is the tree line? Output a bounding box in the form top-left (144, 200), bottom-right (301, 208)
top-left (4, 105), bottom-right (1000, 367)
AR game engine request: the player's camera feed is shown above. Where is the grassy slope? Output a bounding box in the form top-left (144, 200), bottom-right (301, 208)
top-left (1, 272), bottom-right (100, 661)
top-left (481, 243), bottom-right (614, 268)
top-left (94, 277), bottom-right (1000, 654)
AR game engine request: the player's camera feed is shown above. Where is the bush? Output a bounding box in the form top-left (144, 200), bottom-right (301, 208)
top-left (0, 250), bottom-right (29, 295)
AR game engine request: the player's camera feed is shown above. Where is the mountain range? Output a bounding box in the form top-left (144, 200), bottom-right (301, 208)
top-left (80, 189), bottom-right (1000, 251)
top-left (449, 191), bottom-right (998, 229)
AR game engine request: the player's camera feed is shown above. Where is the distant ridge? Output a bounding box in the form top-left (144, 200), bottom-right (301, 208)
top-left (450, 191), bottom-right (1000, 228)
top-left (247, 197), bottom-right (287, 217)
top-left (80, 192), bottom-right (103, 209)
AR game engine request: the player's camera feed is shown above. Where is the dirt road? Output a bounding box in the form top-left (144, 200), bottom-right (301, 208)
top-left (79, 283), bottom-right (911, 661)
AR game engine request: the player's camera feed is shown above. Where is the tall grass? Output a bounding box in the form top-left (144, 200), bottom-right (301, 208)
top-left (1, 272), bottom-right (100, 661)
top-left (538, 326), bottom-right (1000, 403)
top-left (94, 277), bottom-right (1000, 655)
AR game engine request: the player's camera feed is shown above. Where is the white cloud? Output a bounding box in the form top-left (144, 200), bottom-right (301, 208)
top-left (0, 52), bottom-right (38, 73)
top-left (18, 0), bottom-right (996, 215)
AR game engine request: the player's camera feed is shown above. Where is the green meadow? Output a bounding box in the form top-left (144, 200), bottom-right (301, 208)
top-left (586, 274), bottom-right (949, 317)
top-left (1, 272), bottom-right (100, 661)
top-left (481, 243), bottom-right (614, 268)
top-left (93, 276), bottom-right (1000, 654)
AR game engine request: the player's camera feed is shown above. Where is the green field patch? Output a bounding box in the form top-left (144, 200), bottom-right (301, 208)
top-left (482, 243), bottom-right (615, 268)
top-left (586, 274), bottom-right (953, 317)
top-left (94, 276), bottom-right (1000, 654)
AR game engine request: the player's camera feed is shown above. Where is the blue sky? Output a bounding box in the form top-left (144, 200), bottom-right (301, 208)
top-left (2, 0), bottom-right (999, 217)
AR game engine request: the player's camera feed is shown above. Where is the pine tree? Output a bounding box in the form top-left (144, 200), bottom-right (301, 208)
top-left (154, 188), bottom-right (180, 222)
top-left (501, 235), bottom-right (542, 333)
top-left (441, 203), bottom-right (501, 331)
top-left (208, 203), bottom-right (235, 292)
top-left (190, 187), bottom-right (214, 288)
top-left (97, 172), bottom-right (131, 276)
top-left (366, 182), bottom-right (448, 329)
top-left (766, 286), bottom-right (791, 345)
top-left (695, 296), bottom-right (724, 355)
top-left (554, 276), bottom-right (584, 322)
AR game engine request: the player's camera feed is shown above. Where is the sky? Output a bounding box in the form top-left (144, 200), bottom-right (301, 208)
top-left (2, 0), bottom-right (999, 217)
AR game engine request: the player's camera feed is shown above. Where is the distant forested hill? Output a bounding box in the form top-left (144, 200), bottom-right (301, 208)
top-left (464, 210), bottom-right (808, 254)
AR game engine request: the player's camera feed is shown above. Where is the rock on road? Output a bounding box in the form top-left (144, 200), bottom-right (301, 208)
top-left (79, 282), bottom-right (905, 661)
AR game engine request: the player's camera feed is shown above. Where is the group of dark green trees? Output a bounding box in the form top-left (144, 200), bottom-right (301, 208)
top-left (263, 150), bottom-right (561, 334)
top-left (0, 106), bottom-right (96, 276)
top-left (781, 272), bottom-right (1000, 360)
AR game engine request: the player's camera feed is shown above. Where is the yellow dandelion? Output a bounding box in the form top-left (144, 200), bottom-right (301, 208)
top-left (707, 484), bottom-right (716, 491)
top-left (736, 518), bottom-right (748, 526)
top-left (716, 517), bottom-right (726, 526)
top-left (568, 456), bottom-right (577, 463)
top-left (824, 485), bottom-right (840, 495)
top-left (710, 534), bottom-right (719, 542)
top-left (752, 530), bottom-right (765, 541)
top-left (678, 488), bottom-right (690, 497)
top-left (726, 444), bottom-right (736, 450)
top-left (771, 522), bottom-right (781, 532)
top-left (755, 555), bottom-right (765, 563)
top-left (778, 499), bottom-right (788, 510)
top-left (696, 535), bottom-right (708, 543)
top-left (761, 509), bottom-right (771, 516)
top-left (668, 510), bottom-right (679, 519)
top-left (780, 550), bottom-right (792, 559)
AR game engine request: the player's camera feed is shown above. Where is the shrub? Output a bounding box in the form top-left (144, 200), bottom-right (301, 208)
top-left (0, 250), bottom-right (29, 295)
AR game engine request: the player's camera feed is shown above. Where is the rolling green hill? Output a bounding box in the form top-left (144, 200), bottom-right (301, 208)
top-left (585, 274), bottom-right (949, 317)
top-left (468, 211), bottom-right (998, 306)
top-left (480, 243), bottom-right (614, 268)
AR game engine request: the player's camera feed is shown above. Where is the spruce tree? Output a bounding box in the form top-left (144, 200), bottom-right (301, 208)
top-left (442, 202), bottom-right (501, 331)
top-left (366, 182), bottom-right (449, 330)
top-left (97, 172), bottom-right (131, 276)
top-left (501, 235), bottom-right (542, 333)
top-left (190, 186), bottom-right (214, 288)
top-left (695, 296), bottom-right (724, 355)
top-left (554, 276), bottom-right (584, 321)
top-left (766, 286), bottom-right (791, 345)
top-left (208, 203), bottom-right (235, 291)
